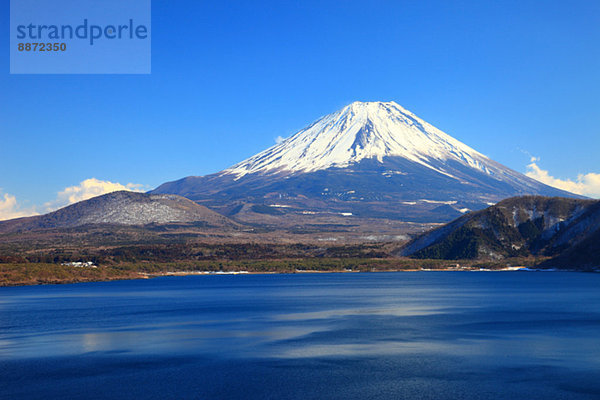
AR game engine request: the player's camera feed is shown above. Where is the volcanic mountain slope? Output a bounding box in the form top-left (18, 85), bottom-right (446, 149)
top-left (153, 101), bottom-right (578, 226)
top-left (0, 191), bottom-right (240, 233)
top-left (401, 196), bottom-right (600, 266)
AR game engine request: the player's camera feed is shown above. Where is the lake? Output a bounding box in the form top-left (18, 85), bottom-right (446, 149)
top-left (1, 272), bottom-right (599, 399)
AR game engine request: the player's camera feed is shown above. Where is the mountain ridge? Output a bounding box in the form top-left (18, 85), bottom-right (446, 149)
top-left (0, 191), bottom-right (240, 233)
top-left (153, 101), bottom-right (580, 228)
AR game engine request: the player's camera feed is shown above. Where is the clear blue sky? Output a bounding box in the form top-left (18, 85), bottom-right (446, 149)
top-left (1, 0), bottom-right (599, 212)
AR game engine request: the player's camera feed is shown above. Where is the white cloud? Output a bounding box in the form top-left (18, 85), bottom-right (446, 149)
top-left (0, 192), bottom-right (39, 221)
top-left (44, 178), bottom-right (148, 212)
top-left (275, 135), bottom-right (285, 144)
top-left (526, 160), bottom-right (600, 198)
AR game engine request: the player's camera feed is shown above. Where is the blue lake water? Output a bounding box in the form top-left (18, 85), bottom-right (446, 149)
top-left (1, 272), bottom-right (599, 399)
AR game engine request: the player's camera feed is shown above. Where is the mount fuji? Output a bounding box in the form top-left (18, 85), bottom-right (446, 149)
top-left (153, 101), bottom-right (578, 227)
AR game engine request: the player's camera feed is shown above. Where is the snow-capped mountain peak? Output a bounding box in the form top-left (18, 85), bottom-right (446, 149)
top-left (153, 100), bottom-right (580, 226)
top-left (224, 101), bottom-right (492, 178)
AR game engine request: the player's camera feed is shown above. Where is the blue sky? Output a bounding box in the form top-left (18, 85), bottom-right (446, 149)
top-left (1, 0), bottom-right (599, 218)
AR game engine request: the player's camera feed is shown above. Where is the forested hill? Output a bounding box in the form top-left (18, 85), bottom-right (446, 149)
top-left (401, 196), bottom-right (600, 269)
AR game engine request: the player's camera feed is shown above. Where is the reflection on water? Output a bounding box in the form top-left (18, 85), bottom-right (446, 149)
top-left (1, 272), bottom-right (600, 399)
top-left (274, 305), bottom-right (442, 321)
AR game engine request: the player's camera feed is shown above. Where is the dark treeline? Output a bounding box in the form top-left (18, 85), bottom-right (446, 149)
top-left (0, 242), bottom-right (389, 265)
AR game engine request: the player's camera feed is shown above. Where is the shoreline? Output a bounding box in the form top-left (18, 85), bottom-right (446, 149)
top-left (0, 267), bottom-right (575, 288)
top-left (2, 257), bottom-right (591, 287)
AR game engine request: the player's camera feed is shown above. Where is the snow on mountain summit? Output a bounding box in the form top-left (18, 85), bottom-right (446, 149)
top-left (224, 101), bottom-right (493, 178)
